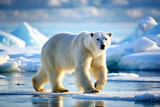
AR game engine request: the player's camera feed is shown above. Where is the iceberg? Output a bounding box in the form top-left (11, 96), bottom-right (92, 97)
top-left (0, 55), bottom-right (10, 65)
top-left (106, 45), bottom-right (125, 68)
top-left (133, 37), bottom-right (158, 52)
top-left (0, 31), bottom-right (25, 47)
top-left (109, 17), bottom-right (160, 70)
top-left (146, 34), bottom-right (160, 47)
top-left (11, 22), bottom-right (48, 47)
top-left (138, 16), bottom-right (158, 33)
top-left (0, 55), bottom-right (20, 72)
top-left (0, 46), bottom-right (41, 72)
top-left (146, 24), bottom-right (160, 35)
top-left (120, 16), bottom-right (158, 43)
top-left (118, 51), bottom-right (160, 70)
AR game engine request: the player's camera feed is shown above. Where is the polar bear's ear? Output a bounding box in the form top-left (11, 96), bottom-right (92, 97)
top-left (90, 33), bottom-right (94, 37)
top-left (108, 32), bottom-right (112, 38)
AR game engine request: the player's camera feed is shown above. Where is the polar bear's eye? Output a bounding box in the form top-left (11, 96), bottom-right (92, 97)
top-left (97, 38), bottom-right (99, 41)
top-left (105, 38), bottom-right (107, 40)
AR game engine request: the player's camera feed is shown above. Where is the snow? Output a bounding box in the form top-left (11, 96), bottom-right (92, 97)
top-left (138, 16), bottom-right (158, 33)
top-left (118, 51), bottom-right (160, 70)
top-left (0, 55), bottom-right (9, 65)
top-left (0, 30), bottom-right (25, 47)
top-left (146, 24), bottom-right (160, 35)
top-left (0, 46), bottom-right (41, 72)
top-left (11, 22), bottom-right (48, 47)
top-left (72, 92), bottom-right (160, 102)
top-left (133, 37), bottom-right (158, 52)
top-left (0, 75), bottom-right (6, 79)
top-left (107, 73), bottom-right (160, 82)
top-left (107, 16), bottom-right (160, 70)
top-left (108, 73), bottom-right (139, 78)
top-left (146, 34), bottom-right (160, 47)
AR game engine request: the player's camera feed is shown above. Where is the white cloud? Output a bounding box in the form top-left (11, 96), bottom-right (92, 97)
top-left (0, 0), bottom-right (12, 5)
top-left (151, 9), bottom-right (160, 17)
top-left (48, 0), bottom-right (61, 6)
top-left (112, 0), bottom-right (129, 6)
top-left (0, 10), bottom-right (6, 19)
top-left (126, 9), bottom-right (143, 18)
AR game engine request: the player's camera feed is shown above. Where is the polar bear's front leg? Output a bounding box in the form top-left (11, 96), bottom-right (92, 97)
top-left (91, 66), bottom-right (108, 90)
top-left (74, 56), bottom-right (99, 93)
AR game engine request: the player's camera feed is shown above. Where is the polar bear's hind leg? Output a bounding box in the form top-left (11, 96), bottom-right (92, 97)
top-left (32, 66), bottom-right (48, 92)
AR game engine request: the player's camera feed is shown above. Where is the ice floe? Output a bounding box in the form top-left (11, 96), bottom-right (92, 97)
top-left (107, 73), bottom-right (160, 82)
top-left (0, 46), bottom-right (41, 72)
top-left (0, 91), bottom-right (159, 102)
top-left (72, 92), bottom-right (160, 102)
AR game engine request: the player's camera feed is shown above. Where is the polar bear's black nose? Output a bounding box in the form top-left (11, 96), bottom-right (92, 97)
top-left (100, 45), bottom-right (105, 50)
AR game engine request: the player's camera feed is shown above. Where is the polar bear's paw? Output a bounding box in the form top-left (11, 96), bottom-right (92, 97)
top-left (94, 79), bottom-right (106, 90)
top-left (38, 88), bottom-right (48, 92)
top-left (84, 89), bottom-right (99, 93)
top-left (52, 87), bottom-right (69, 93)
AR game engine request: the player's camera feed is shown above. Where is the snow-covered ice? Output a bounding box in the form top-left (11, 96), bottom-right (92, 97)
top-left (118, 51), bottom-right (160, 70)
top-left (107, 73), bottom-right (160, 82)
top-left (0, 91), bottom-right (159, 102)
top-left (146, 24), bottom-right (160, 36)
top-left (11, 22), bottom-right (48, 47)
top-left (0, 45), bottom-right (41, 72)
top-left (72, 92), bottom-right (160, 102)
top-left (106, 45), bottom-right (124, 68)
top-left (107, 16), bottom-right (160, 70)
top-left (133, 37), bottom-right (158, 52)
top-left (138, 16), bottom-right (158, 33)
top-left (146, 34), bottom-right (160, 47)
top-left (0, 30), bottom-right (25, 47)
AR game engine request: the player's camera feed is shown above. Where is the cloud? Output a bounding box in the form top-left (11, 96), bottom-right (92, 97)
top-left (126, 9), bottom-right (143, 18)
top-left (111, 0), bottom-right (129, 6)
top-left (48, 0), bottom-right (61, 6)
top-left (151, 9), bottom-right (160, 17)
top-left (0, 0), bottom-right (11, 5)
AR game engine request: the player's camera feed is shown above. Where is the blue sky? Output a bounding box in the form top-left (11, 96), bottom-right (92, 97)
top-left (0, 0), bottom-right (160, 24)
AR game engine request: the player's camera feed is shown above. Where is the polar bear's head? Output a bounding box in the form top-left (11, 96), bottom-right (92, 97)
top-left (90, 31), bottom-right (112, 51)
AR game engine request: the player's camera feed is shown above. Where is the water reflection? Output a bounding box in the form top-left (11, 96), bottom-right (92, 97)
top-left (75, 100), bottom-right (105, 107)
top-left (32, 96), bottom-right (64, 107)
top-left (31, 95), bottom-right (105, 107)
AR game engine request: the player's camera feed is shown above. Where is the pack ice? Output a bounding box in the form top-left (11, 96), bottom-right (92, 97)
top-left (107, 16), bottom-right (160, 70)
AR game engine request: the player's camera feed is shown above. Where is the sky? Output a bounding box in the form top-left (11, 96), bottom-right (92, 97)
top-left (0, 0), bottom-right (160, 24)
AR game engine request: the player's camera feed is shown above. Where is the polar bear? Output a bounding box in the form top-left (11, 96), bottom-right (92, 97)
top-left (32, 31), bottom-right (112, 93)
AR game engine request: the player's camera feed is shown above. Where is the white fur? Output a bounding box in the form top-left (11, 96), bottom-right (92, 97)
top-left (32, 31), bottom-right (112, 93)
